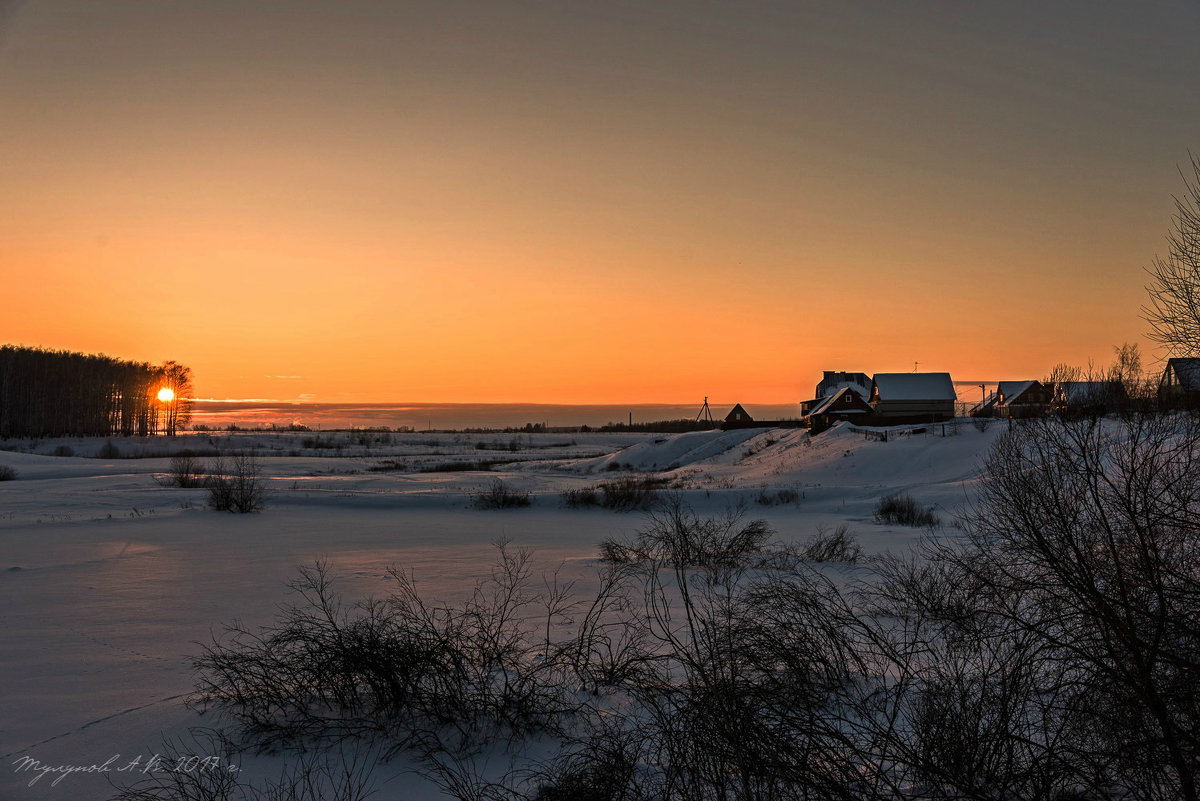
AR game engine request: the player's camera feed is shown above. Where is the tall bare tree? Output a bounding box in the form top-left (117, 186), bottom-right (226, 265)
top-left (1144, 154), bottom-right (1200, 356)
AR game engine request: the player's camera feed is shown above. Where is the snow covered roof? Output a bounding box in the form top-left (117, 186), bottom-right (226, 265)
top-left (821, 381), bottom-right (870, 400)
top-left (806, 387), bottom-right (869, 417)
top-left (1059, 381), bottom-right (1122, 404)
top-left (1166, 358), bottom-right (1200, 391)
top-left (997, 381), bottom-right (1036, 404)
top-left (815, 371), bottom-right (871, 399)
top-left (872, 373), bottom-right (956, 401)
top-left (725, 403), bottom-right (753, 422)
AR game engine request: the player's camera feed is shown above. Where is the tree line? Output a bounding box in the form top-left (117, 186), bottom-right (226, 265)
top-left (0, 345), bottom-right (192, 438)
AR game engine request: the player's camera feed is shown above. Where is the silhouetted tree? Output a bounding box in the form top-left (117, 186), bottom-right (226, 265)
top-left (870, 414), bottom-right (1200, 801)
top-left (1144, 154), bottom-right (1200, 356)
top-left (156, 360), bottom-right (193, 436)
top-left (0, 345), bottom-right (192, 437)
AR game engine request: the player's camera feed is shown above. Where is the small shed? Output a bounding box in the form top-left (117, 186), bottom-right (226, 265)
top-left (724, 403), bottom-right (754, 426)
top-left (870, 373), bottom-right (957, 421)
top-left (1159, 358), bottom-right (1200, 411)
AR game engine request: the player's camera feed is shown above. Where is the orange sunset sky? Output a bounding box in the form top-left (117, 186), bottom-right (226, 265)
top-left (3, 1), bottom-right (1200, 404)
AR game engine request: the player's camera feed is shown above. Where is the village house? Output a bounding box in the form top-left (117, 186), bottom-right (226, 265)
top-left (722, 403), bottom-right (804, 431)
top-left (724, 403), bottom-right (754, 426)
top-left (1054, 380), bottom-right (1129, 416)
top-left (869, 373), bottom-right (957, 422)
top-left (805, 386), bottom-right (875, 432)
top-left (1158, 357), bottom-right (1200, 411)
top-left (800, 371), bottom-right (871, 416)
top-left (994, 380), bottom-right (1052, 418)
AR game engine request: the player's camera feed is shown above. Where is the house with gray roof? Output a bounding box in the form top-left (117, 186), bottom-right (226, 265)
top-left (800, 371), bottom-right (871, 416)
top-left (870, 373), bottom-right (957, 421)
top-left (995, 380), bottom-right (1051, 418)
top-left (1158, 357), bottom-right (1200, 410)
top-left (1054, 380), bottom-right (1128, 415)
top-left (806, 386), bottom-right (875, 431)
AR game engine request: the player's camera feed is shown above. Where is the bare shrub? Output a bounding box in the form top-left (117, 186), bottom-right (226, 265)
top-left (596, 538), bottom-right (636, 564)
top-left (563, 476), bottom-right (667, 512)
top-left (598, 475), bottom-right (664, 511)
top-left (564, 502), bottom-right (864, 801)
top-left (755, 487), bottom-right (800, 506)
top-left (0, 464), bottom-right (16, 481)
top-left (194, 504), bottom-right (867, 800)
top-left (207, 454), bottom-right (267, 513)
top-left (801, 524), bottom-right (862, 563)
top-left (561, 486), bottom-right (598, 508)
top-left (52, 444), bottom-right (74, 457)
top-left (421, 460), bottom-right (508, 473)
top-left (874, 492), bottom-right (939, 527)
top-left (164, 453), bottom-right (205, 488)
top-left (366, 459), bottom-right (407, 473)
top-left (598, 496), bottom-right (772, 570)
top-left (98, 440), bottom-right (121, 459)
top-left (193, 544), bottom-right (579, 760)
top-left (471, 479), bottom-right (531, 509)
top-left (301, 435), bottom-right (343, 450)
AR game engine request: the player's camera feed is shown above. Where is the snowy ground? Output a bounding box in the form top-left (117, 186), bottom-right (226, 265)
top-left (0, 421), bottom-right (1004, 799)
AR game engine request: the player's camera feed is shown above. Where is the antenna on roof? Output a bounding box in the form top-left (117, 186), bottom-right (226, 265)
top-left (696, 396), bottom-right (712, 423)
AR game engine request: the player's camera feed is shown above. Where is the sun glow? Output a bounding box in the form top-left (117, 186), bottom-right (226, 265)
top-left (157, 387), bottom-right (175, 403)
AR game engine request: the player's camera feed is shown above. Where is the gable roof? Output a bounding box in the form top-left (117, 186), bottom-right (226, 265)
top-left (724, 403), bottom-right (753, 422)
top-left (1059, 381), bottom-right (1125, 404)
top-left (872, 373), bottom-right (957, 401)
top-left (807, 386), bottom-right (871, 417)
top-left (1165, 358), bottom-right (1200, 391)
top-left (816, 371), bottom-right (872, 399)
top-left (997, 380), bottom-right (1042, 404)
top-left (822, 381), bottom-right (871, 401)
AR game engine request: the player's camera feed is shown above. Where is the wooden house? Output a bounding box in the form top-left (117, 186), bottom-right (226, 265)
top-left (1054, 381), bottom-right (1128, 416)
top-left (870, 373), bottom-right (957, 422)
top-left (801, 371), bottom-right (871, 416)
top-left (995, 380), bottom-right (1051, 418)
top-left (806, 386), bottom-right (875, 432)
top-left (1158, 358), bottom-right (1200, 411)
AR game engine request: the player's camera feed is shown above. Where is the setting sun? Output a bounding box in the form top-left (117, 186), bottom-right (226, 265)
top-left (157, 387), bottom-right (175, 403)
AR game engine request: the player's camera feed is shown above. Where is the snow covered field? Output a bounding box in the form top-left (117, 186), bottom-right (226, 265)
top-left (0, 422), bottom-right (1003, 799)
